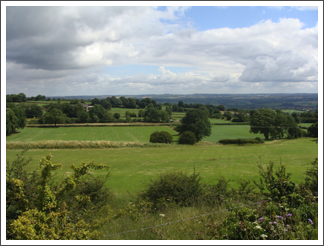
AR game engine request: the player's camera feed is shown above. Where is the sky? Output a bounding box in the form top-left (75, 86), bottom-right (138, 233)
top-left (2, 1), bottom-right (322, 97)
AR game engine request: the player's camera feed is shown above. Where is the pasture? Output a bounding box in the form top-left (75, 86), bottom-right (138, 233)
top-left (6, 126), bottom-right (179, 143)
top-left (6, 138), bottom-right (318, 197)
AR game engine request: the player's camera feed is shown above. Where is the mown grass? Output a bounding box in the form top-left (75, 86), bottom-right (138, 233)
top-left (203, 125), bottom-right (264, 142)
top-left (6, 138), bottom-right (318, 197)
top-left (6, 126), bottom-right (179, 143)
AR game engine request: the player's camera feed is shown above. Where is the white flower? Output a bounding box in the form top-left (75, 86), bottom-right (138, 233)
top-left (255, 225), bottom-right (262, 230)
top-left (260, 234), bottom-right (268, 239)
top-left (159, 214), bottom-right (165, 217)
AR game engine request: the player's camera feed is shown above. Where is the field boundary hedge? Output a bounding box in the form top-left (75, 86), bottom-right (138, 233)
top-left (26, 123), bottom-right (180, 128)
top-left (6, 140), bottom-right (178, 149)
top-left (211, 122), bottom-right (250, 125)
top-left (218, 138), bottom-right (264, 145)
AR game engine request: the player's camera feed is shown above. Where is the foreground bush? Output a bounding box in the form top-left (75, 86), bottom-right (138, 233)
top-left (150, 131), bottom-right (173, 144)
top-left (140, 171), bottom-right (203, 208)
top-left (6, 150), bottom-right (112, 240)
top-left (178, 131), bottom-right (197, 145)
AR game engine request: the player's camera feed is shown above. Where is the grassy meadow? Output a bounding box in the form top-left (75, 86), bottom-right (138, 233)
top-left (6, 138), bottom-right (318, 197)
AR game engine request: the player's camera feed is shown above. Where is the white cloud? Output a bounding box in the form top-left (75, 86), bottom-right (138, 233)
top-left (5, 6), bottom-right (318, 96)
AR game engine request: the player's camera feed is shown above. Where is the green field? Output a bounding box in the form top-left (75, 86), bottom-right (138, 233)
top-left (298, 123), bottom-right (313, 128)
top-left (203, 125), bottom-right (264, 142)
top-left (6, 126), bottom-right (179, 143)
top-left (6, 125), bottom-right (263, 143)
top-left (6, 138), bottom-right (318, 196)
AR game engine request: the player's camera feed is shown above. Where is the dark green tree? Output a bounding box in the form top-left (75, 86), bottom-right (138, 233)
top-left (44, 108), bottom-right (67, 126)
top-left (308, 122), bottom-right (318, 138)
top-left (250, 108), bottom-right (276, 140)
top-left (179, 109), bottom-right (211, 141)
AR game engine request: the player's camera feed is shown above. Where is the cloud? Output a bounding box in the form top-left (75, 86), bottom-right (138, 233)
top-left (6, 6), bottom-right (318, 96)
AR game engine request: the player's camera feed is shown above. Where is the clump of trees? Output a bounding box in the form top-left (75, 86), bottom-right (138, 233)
top-left (249, 108), bottom-right (303, 140)
top-left (149, 131), bottom-right (173, 144)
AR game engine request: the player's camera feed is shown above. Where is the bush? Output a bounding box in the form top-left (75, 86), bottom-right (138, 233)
top-left (140, 170), bottom-right (203, 208)
top-left (149, 131), bottom-right (173, 144)
top-left (178, 131), bottom-right (197, 145)
top-left (6, 151), bottom-right (112, 240)
top-left (113, 113), bottom-right (120, 119)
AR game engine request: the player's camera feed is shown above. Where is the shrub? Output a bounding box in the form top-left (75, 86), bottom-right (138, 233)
top-left (149, 131), bottom-right (173, 144)
top-left (178, 131), bottom-right (197, 145)
top-left (113, 113), bottom-right (120, 119)
top-left (6, 151), bottom-right (112, 240)
top-left (139, 170), bottom-right (203, 208)
top-left (304, 158), bottom-right (318, 196)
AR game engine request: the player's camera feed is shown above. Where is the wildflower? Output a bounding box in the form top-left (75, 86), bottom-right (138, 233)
top-left (269, 222), bottom-right (273, 225)
top-left (286, 225), bottom-right (290, 227)
top-left (277, 216), bottom-right (283, 220)
top-left (284, 229), bottom-right (288, 232)
top-left (259, 217), bottom-right (264, 222)
top-left (260, 234), bottom-right (268, 239)
top-left (159, 214), bottom-right (165, 217)
top-left (255, 226), bottom-right (262, 230)
top-left (308, 219), bottom-right (313, 225)
top-left (286, 213), bottom-right (292, 217)
top-left (273, 221), bottom-right (277, 224)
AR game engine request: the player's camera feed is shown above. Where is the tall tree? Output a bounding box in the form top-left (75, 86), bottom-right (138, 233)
top-left (250, 108), bottom-right (276, 140)
top-left (179, 109), bottom-right (211, 141)
top-left (44, 108), bottom-right (67, 126)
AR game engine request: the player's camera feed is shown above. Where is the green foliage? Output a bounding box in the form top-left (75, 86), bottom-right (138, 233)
top-left (43, 108), bottom-right (67, 126)
top-left (178, 131), bottom-right (197, 145)
top-left (6, 104), bottom-right (26, 135)
top-left (304, 158), bottom-right (318, 196)
top-left (180, 109), bottom-right (211, 141)
top-left (114, 113), bottom-right (120, 119)
top-left (140, 170), bottom-right (203, 208)
top-left (252, 161), bottom-right (301, 206)
top-left (149, 131), bottom-right (173, 144)
top-left (307, 122), bottom-right (318, 138)
top-left (250, 109), bottom-right (300, 140)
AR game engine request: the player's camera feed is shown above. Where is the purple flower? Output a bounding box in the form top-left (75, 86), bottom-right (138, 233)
top-left (308, 219), bottom-right (313, 225)
top-left (284, 229), bottom-right (288, 232)
top-left (273, 221), bottom-right (277, 224)
top-left (259, 217), bottom-right (264, 222)
top-left (277, 216), bottom-right (283, 220)
top-left (286, 225), bottom-right (290, 227)
top-left (286, 214), bottom-right (292, 217)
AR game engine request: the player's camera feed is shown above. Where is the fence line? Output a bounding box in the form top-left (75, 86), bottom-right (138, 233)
top-left (102, 200), bottom-right (266, 238)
